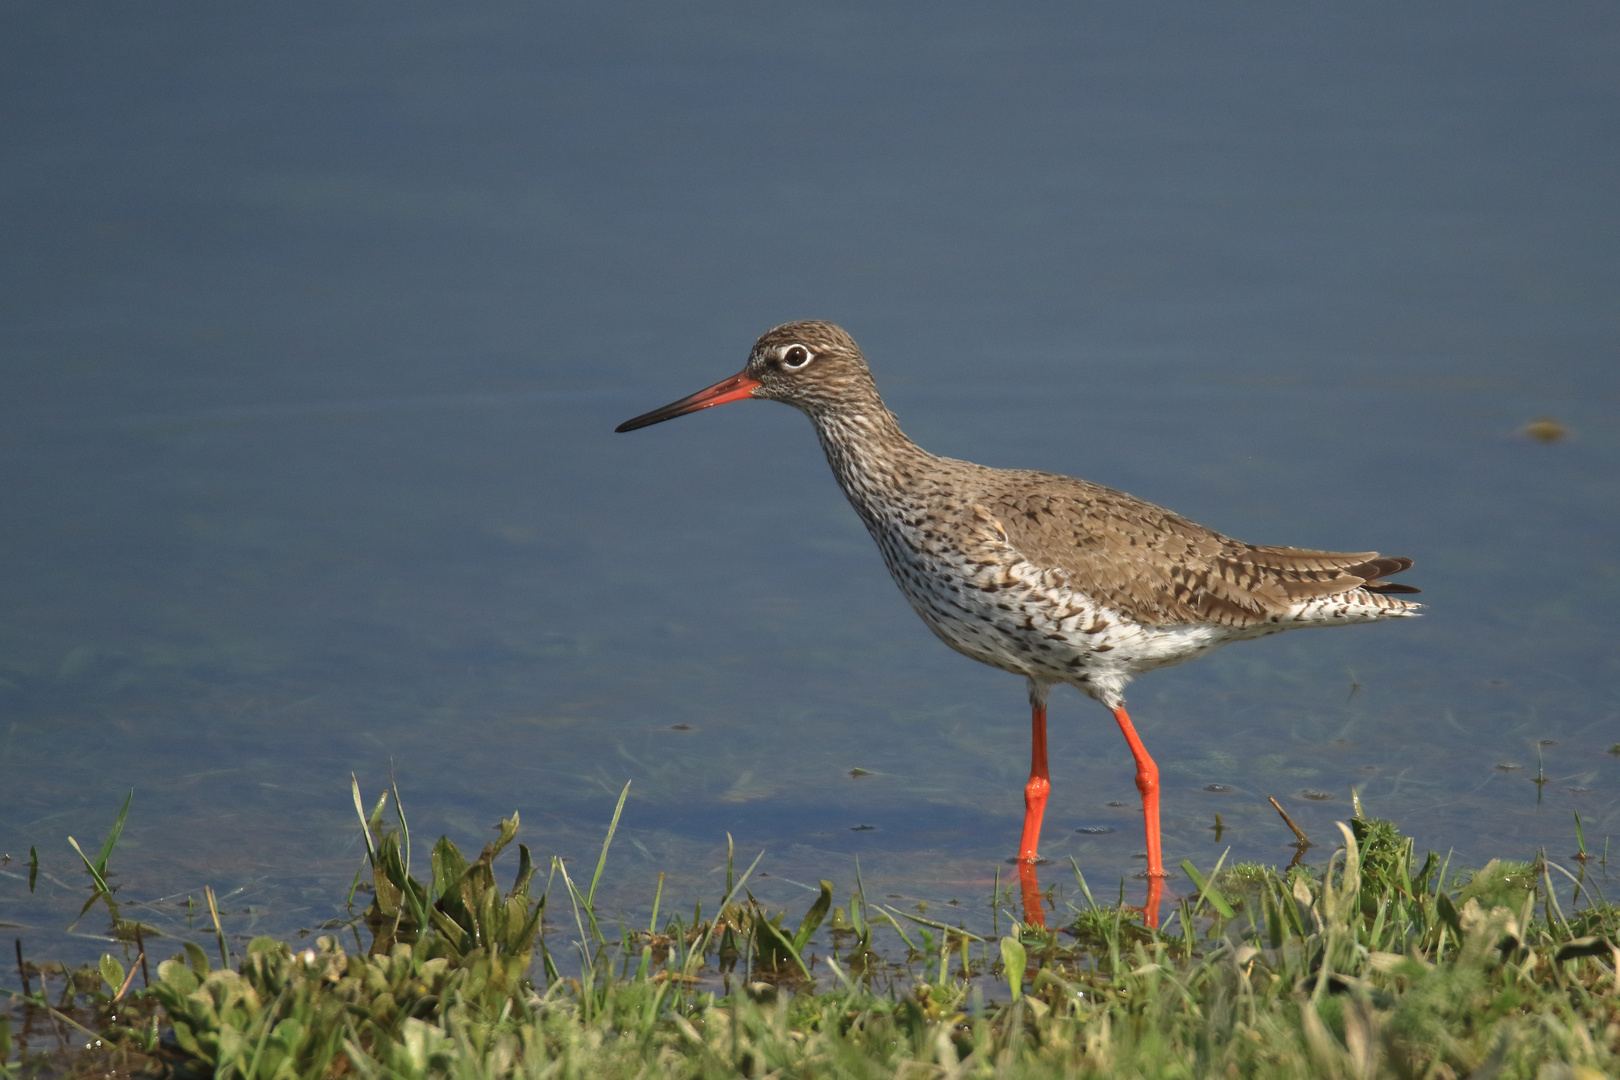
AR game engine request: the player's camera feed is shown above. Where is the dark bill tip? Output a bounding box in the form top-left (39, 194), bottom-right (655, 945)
top-left (615, 371), bottom-right (762, 432)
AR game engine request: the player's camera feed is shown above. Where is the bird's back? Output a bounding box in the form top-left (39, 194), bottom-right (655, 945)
top-left (969, 467), bottom-right (1420, 629)
top-left (841, 453), bottom-right (1418, 703)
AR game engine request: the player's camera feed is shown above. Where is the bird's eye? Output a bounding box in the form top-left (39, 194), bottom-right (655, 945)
top-left (781, 345), bottom-right (812, 369)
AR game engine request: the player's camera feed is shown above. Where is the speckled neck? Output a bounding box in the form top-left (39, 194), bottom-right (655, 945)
top-left (799, 389), bottom-right (941, 531)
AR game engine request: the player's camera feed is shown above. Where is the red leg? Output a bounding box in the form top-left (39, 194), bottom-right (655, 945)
top-left (1016, 858), bottom-right (1046, 929)
top-left (1111, 705), bottom-right (1166, 927)
top-left (1018, 697), bottom-right (1050, 864)
top-left (1138, 875), bottom-right (1164, 930)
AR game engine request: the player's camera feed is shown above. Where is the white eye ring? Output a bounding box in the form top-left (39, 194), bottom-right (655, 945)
top-left (781, 344), bottom-right (813, 369)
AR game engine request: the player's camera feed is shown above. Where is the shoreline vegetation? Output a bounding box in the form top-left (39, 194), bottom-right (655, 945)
top-left (3, 782), bottom-right (1616, 1079)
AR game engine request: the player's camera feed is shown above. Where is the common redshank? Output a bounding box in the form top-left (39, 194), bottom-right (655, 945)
top-left (616, 321), bottom-right (1420, 927)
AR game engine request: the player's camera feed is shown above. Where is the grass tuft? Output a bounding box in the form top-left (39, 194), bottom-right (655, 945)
top-left (4, 798), bottom-right (1617, 1079)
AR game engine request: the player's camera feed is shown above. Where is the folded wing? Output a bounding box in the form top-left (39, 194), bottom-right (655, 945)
top-left (981, 475), bottom-right (1419, 629)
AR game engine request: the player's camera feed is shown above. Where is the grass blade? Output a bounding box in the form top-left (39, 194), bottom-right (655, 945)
top-left (1543, 857), bottom-right (1598, 911)
top-left (755, 915), bottom-right (813, 979)
top-left (93, 790), bottom-right (133, 878)
top-left (1179, 848), bottom-right (1235, 919)
top-left (681, 848), bottom-right (765, 978)
top-left (391, 777), bottom-right (412, 878)
top-left (1000, 936), bottom-right (1026, 1001)
top-left (792, 880), bottom-right (834, 952)
top-left (67, 836), bottom-right (110, 894)
top-left (822, 954), bottom-right (859, 993)
top-left (554, 856), bottom-right (592, 949)
top-left (350, 774), bottom-right (377, 868)
top-left (588, 781), bottom-right (632, 909)
top-left (1068, 857), bottom-right (1098, 911)
top-left (205, 885), bottom-right (230, 970)
top-left (1540, 853), bottom-right (1569, 934)
top-left (650, 870), bottom-right (665, 936)
top-left (886, 906), bottom-right (987, 942)
top-left (872, 906), bottom-right (917, 951)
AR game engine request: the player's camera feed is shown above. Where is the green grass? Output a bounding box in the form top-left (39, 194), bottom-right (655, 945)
top-left (3, 786), bottom-right (1617, 1079)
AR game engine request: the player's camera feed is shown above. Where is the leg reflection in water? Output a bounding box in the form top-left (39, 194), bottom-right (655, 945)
top-left (1017, 860), bottom-right (1046, 928)
top-left (1015, 860), bottom-right (1165, 930)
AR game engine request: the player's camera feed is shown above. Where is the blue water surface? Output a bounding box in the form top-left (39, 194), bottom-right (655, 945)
top-left (1, 2), bottom-right (1616, 973)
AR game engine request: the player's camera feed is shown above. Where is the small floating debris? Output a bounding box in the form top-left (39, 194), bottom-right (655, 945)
top-left (1496, 762), bottom-right (1523, 771)
top-left (1485, 679), bottom-right (1509, 689)
top-left (848, 768), bottom-right (872, 777)
top-left (1300, 790), bottom-right (1335, 801)
top-left (1538, 739), bottom-right (1558, 747)
top-left (1203, 783), bottom-right (1233, 793)
top-left (1107, 800), bottom-right (1128, 808)
top-left (1075, 826), bottom-right (1115, 834)
top-left (670, 723), bottom-right (692, 731)
top-left (850, 824), bottom-right (875, 831)
top-left (1521, 417), bottom-right (1568, 442)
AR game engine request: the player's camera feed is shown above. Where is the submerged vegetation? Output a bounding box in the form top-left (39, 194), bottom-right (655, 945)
top-left (3, 784), bottom-right (1617, 1079)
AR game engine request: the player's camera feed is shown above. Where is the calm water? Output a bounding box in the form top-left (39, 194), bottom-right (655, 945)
top-left (2, 3), bottom-right (1617, 971)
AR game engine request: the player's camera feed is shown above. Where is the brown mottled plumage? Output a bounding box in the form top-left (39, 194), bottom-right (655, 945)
top-left (616, 320), bottom-right (1420, 927)
top-left (980, 481), bottom-right (1419, 629)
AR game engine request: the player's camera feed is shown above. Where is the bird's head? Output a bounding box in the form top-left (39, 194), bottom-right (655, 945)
top-left (615, 320), bottom-right (872, 432)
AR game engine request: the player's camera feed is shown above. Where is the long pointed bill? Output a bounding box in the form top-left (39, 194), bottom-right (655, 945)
top-left (614, 371), bottom-right (763, 432)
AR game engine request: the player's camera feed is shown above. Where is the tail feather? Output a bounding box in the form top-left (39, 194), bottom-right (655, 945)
top-left (1354, 555), bottom-right (1420, 595)
top-left (1363, 580), bottom-right (1421, 594)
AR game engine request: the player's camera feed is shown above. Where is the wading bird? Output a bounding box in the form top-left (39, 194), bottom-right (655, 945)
top-left (616, 321), bottom-right (1419, 926)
